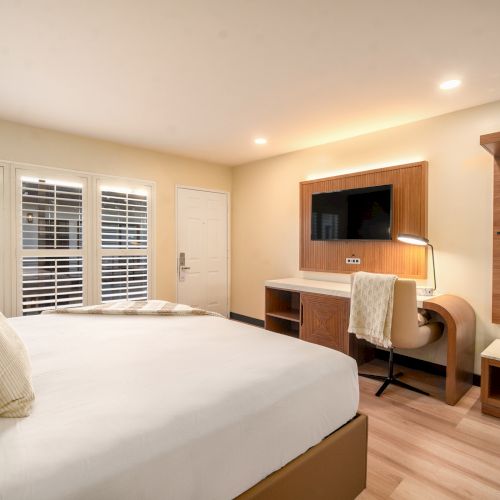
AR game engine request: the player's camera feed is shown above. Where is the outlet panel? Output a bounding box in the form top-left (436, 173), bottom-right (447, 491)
top-left (346, 257), bottom-right (361, 265)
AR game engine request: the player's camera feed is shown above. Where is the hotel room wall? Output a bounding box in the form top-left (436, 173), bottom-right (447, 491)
top-left (232, 100), bottom-right (500, 373)
top-left (0, 118), bottom-right (232, 304)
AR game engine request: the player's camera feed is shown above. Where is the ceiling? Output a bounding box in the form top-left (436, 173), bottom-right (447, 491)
top-left (1, 0), bottom-right (500, 166)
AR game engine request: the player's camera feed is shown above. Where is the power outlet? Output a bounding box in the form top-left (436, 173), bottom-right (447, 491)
top-left (346, 257), bottom-right (361, 265)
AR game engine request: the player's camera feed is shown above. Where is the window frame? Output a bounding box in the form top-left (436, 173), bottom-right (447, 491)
top-left (0, 164), bottom-right (5, 315)
top-left (95, 177), bottom-right (154, 302)
top-left (1, 163), bottom-right (15, 317)
top-left (14, 166), bottom-right (90, 316)
top-left (0, 161), bottom-right (156, 317)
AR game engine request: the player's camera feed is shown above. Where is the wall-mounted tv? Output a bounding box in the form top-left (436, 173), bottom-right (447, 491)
top-left (311, 184), bottom-right (393, 241)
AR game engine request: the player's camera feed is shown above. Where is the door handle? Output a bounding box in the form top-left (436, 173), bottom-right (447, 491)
top-left (178, 252), bottom-right (190, 280)
top-left (300, 303), bottom-right (304, 326)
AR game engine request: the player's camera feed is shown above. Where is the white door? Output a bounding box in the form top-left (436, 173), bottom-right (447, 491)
top-left (176, 187), bottom-right (228, 316)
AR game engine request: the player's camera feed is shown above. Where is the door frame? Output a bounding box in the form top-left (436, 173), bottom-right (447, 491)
top-left (175, 185), bottom-right (230, 316)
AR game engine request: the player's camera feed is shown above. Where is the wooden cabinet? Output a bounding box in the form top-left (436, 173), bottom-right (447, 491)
top-left (481, 340), bottom-right (500, 418)
top-left (300, 293), bottom-right (349, 352)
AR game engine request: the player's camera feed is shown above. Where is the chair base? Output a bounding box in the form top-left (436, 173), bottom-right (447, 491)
top-left (359, 349), bottom-right (430, 398)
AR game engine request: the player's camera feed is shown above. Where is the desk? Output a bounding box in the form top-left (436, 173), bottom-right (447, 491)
top-left (265, 277), bottom-right (475, 405)
top-left (265, 277), bottom-right (435, 308)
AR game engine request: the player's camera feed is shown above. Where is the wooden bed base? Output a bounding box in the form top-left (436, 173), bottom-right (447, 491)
top-left (236, 413), bottom-right (368, 500)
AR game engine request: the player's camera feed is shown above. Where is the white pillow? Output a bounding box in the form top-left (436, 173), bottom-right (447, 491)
top-left (0, 313), bottom-right (35, 417)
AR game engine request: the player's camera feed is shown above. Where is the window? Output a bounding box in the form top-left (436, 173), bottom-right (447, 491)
top-left (101, 256), bottom-right (148, 301)
top-left (21, 257), bottom-right (84, 315)
top-left (21, 178), bottom-right (83, 250)
top-left (5, 165), bottom-right (155, 317)
top-left (100, 189), bottom-right (148, 250)
top-left (98, 185), bottom-right (151, 302)
top-left (19, 176), bottom-right (85, 315)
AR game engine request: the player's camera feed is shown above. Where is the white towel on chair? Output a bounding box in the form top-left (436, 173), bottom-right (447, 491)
top-left (348, 271), bottom-right (397, 348)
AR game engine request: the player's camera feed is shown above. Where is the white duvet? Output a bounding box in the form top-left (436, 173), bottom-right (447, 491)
top-left (0, 314), bottom-right (358, 500)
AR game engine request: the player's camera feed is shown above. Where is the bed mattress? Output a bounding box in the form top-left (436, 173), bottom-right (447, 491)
top-left (0, 314), bottom-right (359, 500)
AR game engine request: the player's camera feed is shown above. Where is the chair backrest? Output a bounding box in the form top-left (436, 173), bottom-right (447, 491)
top-left (390, 279), bottom-right (419, 349)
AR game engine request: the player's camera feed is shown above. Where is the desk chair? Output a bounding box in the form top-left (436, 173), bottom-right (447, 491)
top-left (359, 279), bottom-right (444, 397)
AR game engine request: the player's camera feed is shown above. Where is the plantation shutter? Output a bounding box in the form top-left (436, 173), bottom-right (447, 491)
top-left (99, 185), bottom-right (150, 302)
top-left (20, 177), bottom-right (84, 315)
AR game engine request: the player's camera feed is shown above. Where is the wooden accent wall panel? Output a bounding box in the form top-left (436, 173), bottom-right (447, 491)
top-left (492, 158), bottom-right (500, 323)
top-left (481, 132), bottom-right (500, 323)
top-left (300, 162), bottom-right (428, 278)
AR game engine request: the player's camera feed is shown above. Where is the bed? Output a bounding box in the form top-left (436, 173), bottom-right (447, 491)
top-left (0, 313), bottom-right (366, 500)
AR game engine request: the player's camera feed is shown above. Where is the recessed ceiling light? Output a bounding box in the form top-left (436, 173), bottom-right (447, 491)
top-left (254, 137), bottom-right (267, 145)
top-left (439, 79), bottom-right (461, 90)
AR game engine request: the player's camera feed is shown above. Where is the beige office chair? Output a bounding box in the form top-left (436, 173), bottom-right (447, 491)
top-left (359, 279), bottom-right (444, 397)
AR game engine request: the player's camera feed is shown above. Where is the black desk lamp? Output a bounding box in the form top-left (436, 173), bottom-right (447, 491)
top-left (397, 234), bottom-right (436, 291)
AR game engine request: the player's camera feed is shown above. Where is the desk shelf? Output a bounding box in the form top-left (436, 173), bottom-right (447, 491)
top-left (265, 316), bottom-right (300, 338)
top-left (265, 288), bottom-right (301, 338)
top-left (266, 310), bottom-right (300, 323)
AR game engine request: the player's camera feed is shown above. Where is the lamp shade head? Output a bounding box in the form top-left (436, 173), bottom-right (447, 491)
top-left (397, 233), bottom-right (429, 246)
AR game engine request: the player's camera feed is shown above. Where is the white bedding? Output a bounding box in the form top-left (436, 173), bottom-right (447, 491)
top-left (0, 314), bottom-right (359, 500)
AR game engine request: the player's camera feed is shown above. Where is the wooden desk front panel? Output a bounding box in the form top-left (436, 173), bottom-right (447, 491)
top-left (300, 293), bottom-right (350, 353)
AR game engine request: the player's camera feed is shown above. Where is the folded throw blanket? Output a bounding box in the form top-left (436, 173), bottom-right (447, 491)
top-left (43, 299), bottom-right (224, 318)
top-left (348, 272), bottom-right (397, 348)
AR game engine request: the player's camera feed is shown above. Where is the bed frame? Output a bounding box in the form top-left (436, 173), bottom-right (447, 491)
top-left (236, 413), bottom-right (368, 500)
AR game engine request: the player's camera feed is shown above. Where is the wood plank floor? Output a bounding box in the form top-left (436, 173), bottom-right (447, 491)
top-left (356, 360), bottom-right (500, 500)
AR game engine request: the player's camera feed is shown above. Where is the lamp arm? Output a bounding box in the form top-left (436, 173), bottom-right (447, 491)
top-left (428, 243), bottom-right (436, 291)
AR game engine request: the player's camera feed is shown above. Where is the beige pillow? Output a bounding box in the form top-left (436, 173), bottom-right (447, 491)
top-left (0, 313), bottom-right (35, 417)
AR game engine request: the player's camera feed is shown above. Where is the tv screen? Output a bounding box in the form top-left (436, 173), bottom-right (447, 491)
top-left (311, 184), bottom-right (392, 240)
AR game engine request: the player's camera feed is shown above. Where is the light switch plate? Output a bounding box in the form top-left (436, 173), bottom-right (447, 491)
top-left (417, 287), bottom-right (435, 296)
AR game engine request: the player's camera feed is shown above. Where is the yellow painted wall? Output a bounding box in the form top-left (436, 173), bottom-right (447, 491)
top-left (3, 99), bottom-right (500, 374)
top-left (232, 101), bottom-right (500, 373)
top-left (0, 118), bottom-right (232, 303)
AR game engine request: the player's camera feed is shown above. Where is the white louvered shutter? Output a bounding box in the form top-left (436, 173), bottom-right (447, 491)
top-left (19, 176), bottom-right (85, 315)
top-left (99, 185), bottom-right (150, 302)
